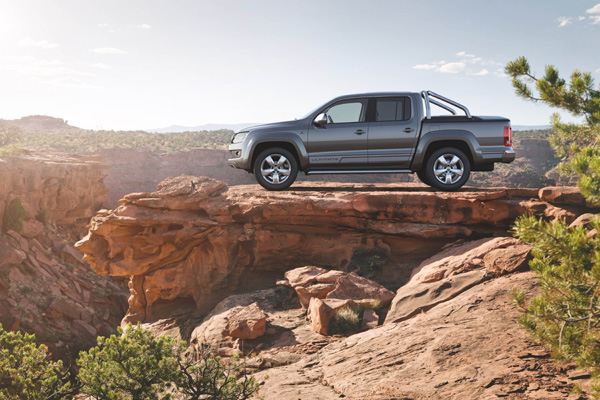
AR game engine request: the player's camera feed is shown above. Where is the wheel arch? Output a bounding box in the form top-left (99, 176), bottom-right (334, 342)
top-left (411, 130), bottom-right (478, 171)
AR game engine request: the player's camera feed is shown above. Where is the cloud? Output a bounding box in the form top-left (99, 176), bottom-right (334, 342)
top-left (135, 24), bottom-right (151, 29)
top-left (412, 63), bottom-right (437, 70)
top-left (439, 62), bottom-right (466, 74)
top-left (19, 37), bottom-right (59, 49)
top-left (558, 4), bottom-right (600, 26)
top-left (91, 63), bottom-right (111, 69)
top-left (46, 76), bottom-right (101, 90)
top-left (92, 47), bottom-right (126, 54)
top-left (98, 23), bottom-right (109, 27)
top-left (0, 56), bottom-right (95, 78)
top-left (586, 3), bottom-right (600, 14)
top-left (557, 16), bottom-right (572, 27)
top-left (456, 51), bottom-right (475, 58)
top-left (472, 69), bottom-right (489, 76)
top-left (494, 68), bottom-right (508, 78)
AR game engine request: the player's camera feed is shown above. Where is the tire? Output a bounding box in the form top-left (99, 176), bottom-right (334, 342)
top-left (424, 147), bottom-right (471, 191)
top-left (253, 147), bottom-right (298, 190)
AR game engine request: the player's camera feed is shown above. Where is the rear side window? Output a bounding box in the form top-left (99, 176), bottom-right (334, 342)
top-left (375, 97), bottom-right (411, 122)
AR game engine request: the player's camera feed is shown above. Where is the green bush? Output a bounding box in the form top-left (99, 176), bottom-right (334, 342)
top-left (0, 144), bottom-right (25, 157)
top-left (77, 323), bottom-right (260, 400)
top-left (330, 306), bottom-right (362, 335)
top-left (3, 198), bottom-right (27, 233)
top-left (0, 323), bottom-right (72, 400)
top-left (77, 323), bottom-right (181, 400)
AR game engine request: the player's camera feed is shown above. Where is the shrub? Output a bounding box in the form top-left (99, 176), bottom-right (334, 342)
top-left (176, 348), bottom-right (259, 400)
top-left (77, 324), bottom-right (260, 400)
top-left (77, 323), bottom-right (181, 400)
top-left (0, 144), bottom-right (25, 157)
top-left (0, 323), bottom-right (72, 400)
top-left (3, 198), bottom-right (27, 233)
top-left (330, 305), bottom-right (362, 335)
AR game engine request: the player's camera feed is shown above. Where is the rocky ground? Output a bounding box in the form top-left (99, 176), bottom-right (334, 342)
top-left (75, 176), bottom-right (597, 399)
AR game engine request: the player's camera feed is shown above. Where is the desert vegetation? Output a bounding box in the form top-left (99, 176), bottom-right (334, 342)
top-left (15, 129), bottom-right (234, 155)
top-left (0, 323), bottom-right (259, 400)
top-left (506, 57), bottom-right (600, 395)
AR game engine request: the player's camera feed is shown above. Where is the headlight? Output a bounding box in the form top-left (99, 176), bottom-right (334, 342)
top-left (231, 131), bottom-right (249, 144)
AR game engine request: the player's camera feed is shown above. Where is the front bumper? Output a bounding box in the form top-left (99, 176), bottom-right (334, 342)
top-left (227, 144), bottom-right (247, 169)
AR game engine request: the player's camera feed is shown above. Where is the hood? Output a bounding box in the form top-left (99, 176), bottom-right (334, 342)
top-left (236, 119), bottom-right (301, 133)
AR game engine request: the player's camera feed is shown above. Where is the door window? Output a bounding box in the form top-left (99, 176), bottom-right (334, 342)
top-left (325, 101), bottom-right (366, 124)
top-left (375, 97), bottom-right (411, 122)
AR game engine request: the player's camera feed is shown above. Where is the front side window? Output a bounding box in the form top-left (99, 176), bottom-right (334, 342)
top-left (325, 101), bottom-right (365, 124)
top-left (375, 97), bottom-right (410, 122)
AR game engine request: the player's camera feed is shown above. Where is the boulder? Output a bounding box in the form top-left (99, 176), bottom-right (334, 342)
top-left (569, 213), bottom-right (597, 228)
top-left (326, 273), bottom-right (395, 306)
top-left (307, 297), bottom-right (354, 335)
top-left (360, 309), bottom-right (379, 330)
top-left (539, 186), bottom-right (586, 206)
top-left (20, 219), bottom-right (44, 239)
top-left (410, 237), bottom-right (530, 283)
top-left (385, 269), bottom-right (489, 324)
top-left (0, 242), bottom-right (26, 267)
top-left (223, 302), bottom-right (267, 340)
top-left (284, 266), bottom-right (329, 287)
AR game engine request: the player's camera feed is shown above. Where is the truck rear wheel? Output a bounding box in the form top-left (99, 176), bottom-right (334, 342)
top-left (253, 147), bottom-right (298, 190)
top-left (424, 147), bottom-right (470, 191)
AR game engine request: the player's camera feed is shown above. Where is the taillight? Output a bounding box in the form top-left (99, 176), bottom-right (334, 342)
top-left (504, 126), bottom-right (512, 146)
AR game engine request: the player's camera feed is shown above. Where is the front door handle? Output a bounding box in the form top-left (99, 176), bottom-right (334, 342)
top-left (354, 129), bottom-right (365, 135)
top-left (403, 127), bottom-right (414, 133)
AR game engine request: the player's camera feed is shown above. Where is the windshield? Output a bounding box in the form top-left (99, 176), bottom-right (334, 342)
top-left (298, 99), bottom-right (330, 120)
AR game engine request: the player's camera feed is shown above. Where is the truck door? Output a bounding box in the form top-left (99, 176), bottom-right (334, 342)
top-left (367, 96), bottom-right (419, 168)
top-left (307, 99), bottom-right (369, 167)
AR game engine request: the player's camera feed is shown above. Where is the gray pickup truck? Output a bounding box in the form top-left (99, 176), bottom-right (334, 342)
top-left (228, 91), bottom-right (514, 191)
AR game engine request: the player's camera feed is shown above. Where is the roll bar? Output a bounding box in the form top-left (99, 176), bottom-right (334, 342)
top-left (420, 90), bottom-right (472, 119)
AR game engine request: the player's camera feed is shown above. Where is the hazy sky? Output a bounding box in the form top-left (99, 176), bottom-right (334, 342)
top-left (0, 0), bottom-right (599, 130)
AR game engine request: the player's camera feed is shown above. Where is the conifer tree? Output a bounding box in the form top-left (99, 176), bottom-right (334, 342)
top-left (0, 324), bottom-right (72, 400)
top-left (507, 57), bottom-right (600, 394)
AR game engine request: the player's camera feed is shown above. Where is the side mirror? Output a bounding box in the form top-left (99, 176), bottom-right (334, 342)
top-left (313, 113), bottom-right (328, 126)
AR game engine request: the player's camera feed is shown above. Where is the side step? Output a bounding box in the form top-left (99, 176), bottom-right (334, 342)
top-left (306, 169), bottom-right (412, 175)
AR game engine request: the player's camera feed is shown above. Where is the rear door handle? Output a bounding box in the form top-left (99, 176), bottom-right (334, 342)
top-left (354, 129), bottom-right (365, 135)
top-left (403, 127), bottom-right (414, 133)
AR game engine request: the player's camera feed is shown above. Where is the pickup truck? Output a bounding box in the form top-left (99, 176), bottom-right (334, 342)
top-left (228, 91), bottom-right (515, 191)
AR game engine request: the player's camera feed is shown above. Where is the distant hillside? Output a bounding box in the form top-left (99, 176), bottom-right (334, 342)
top-left (0, 115), bottom-right (82, 133)
top-left (512, 124), bottom-right (551, 131)
top-left (147, 122), bottom-right (261, 133)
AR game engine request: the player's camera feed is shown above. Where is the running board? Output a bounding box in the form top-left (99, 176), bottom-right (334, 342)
top-left (306, 169), bottom-right (412, 175)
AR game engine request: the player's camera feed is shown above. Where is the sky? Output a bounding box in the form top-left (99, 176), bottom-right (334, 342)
top-left (0, 0), bottom-right (599, 131)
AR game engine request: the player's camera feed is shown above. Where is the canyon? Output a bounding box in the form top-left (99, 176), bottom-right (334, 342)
top-left (0, 153), bottom-right (128, 361)
top-left (1, 146), bottom-right (594, 398)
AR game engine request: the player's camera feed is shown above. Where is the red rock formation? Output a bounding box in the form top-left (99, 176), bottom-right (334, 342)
top-left (76, 175), bottom-right (595, 328)
top-left (0, 152), bottom-right (108, 231)
top-left (0, 152), bottom-right (127, 361)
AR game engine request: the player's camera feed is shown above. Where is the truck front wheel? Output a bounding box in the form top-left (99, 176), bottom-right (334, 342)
top-left (424, 147), bottom-right (471, 191)
top-left (253, 147), bottom-right (298, 190)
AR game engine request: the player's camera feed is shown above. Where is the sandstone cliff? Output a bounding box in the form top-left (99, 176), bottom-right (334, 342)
top-left (76, 176), bottom-right (591, 328)
top-left (0, 152), bottom-right (128, 361)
